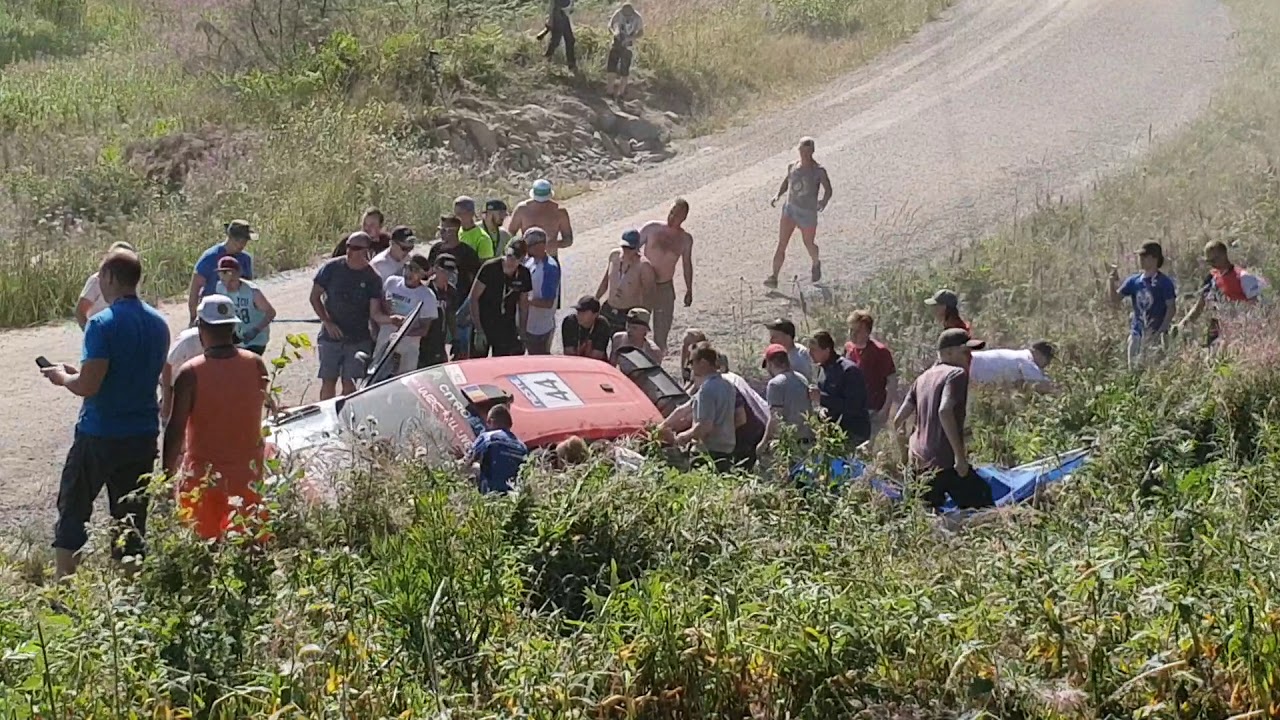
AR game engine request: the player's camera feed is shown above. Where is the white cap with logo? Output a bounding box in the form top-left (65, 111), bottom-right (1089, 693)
top-left (197, 294), bottom-right (240, 326)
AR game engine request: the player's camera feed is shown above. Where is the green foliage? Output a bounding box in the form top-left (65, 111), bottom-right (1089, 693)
top-left (0, 0), bottom-right (90, 66)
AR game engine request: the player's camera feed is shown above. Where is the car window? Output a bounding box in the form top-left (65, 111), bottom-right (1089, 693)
top-left (336, 367), bottom-right (481, 461)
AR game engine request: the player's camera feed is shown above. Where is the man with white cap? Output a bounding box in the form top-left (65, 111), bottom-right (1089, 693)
top-left (521, 227), bottom-right (561, 354)
top-left (509, 179), bottom-right (574, 258)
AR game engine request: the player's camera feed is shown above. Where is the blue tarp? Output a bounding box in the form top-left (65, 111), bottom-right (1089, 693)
top-left (791, 448), bottom-right (1092, 512)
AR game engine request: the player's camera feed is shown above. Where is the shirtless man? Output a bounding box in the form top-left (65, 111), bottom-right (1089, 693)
top-left (766, 137), bottom-right (832, 288)
top-left (508, 178), bottom-right (574, 257)
top-left (640, 198), bottom-right (693, 353)
top-left (595, 230), bottom-right (656, 332)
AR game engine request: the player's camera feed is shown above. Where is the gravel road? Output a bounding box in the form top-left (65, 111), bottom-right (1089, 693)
top-left (0, 0), bottom-right (1231, 534)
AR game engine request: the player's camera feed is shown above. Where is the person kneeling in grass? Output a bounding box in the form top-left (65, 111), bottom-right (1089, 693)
top-left (469, 404), bottom-right (528, 494)
top-left (968, 340), bottom-right (1057, 394)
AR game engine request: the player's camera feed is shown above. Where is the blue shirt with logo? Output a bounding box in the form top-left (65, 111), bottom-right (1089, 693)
top-left (471, 428), bottom-right (528, 494)
top-left (78, 297), bottom-right (170, 438)
top-left (1118, 272), bottom-right (1177, 336)
top-left (194, 243), bottom-right (254, 298)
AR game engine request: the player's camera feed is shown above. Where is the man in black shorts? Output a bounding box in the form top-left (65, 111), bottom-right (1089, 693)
top-left (42, 248), bottom-right (169, 579)
top-left (606, 3), bottom-right (644, 98)
top-left (470, 238), bottom-right (533, 357)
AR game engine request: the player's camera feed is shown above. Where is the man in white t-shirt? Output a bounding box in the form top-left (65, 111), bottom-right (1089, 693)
top-left (75, 241), bottom-right (136, 329)
top-left (160, 326), bottom-right (204, 422)
top-left (369, 227), bottom-right (416, 281)
top-left (968, 340), bottom-right (1056, 393)
top-left (521, 228), bottom-right (561, 354)
top-left (373, 254), bottom-right (438, 378)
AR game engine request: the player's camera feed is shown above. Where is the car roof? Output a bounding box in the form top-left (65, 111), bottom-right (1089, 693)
top-left (429, 355), bottom-right (664, 447)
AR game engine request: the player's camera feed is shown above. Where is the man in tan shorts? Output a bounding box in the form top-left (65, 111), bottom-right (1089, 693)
top-left (595, 230), bottom-right (656, 332)
top-left (640, 198), bottom-right (693, 353)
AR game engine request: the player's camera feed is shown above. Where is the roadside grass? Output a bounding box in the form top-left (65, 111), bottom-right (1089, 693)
top-left (0, 0), bottom-right (952, 329)
top-left (7, 1), bottom-right (1280, 718)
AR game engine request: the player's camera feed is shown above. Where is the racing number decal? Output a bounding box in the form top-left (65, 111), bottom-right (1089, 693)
top-left (510, 372), bottom-right (584, 409)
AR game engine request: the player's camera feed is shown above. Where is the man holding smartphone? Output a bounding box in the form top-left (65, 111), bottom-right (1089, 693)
top-left (42, 247), bottom-right (169, 580)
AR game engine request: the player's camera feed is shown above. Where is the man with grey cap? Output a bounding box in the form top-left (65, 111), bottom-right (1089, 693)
top-left (893, 328), bottom-right (993, 511)
top-left (595, 229), bottom-right (656, 333)
top-left (457, 196), bottom-right (496, 260)
top-left (521, 227), bottom-right (561, 355)
top-left (926, 288), bottom-right (971, 332)
top-left (310, 231), bottom-right (393, 400)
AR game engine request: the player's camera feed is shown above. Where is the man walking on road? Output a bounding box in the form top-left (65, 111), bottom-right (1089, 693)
top-left (188, 220), bottom-right (255, 325)
top-left (893, 328), bottom-right (993, 512)
top-left (471, 238), bottom-right (533, 357)
top-left (164, 295), bottom-right (270, 541)
top-left (766, 138), bottom-right (832, 288)
top-left (43, 248), bottom-right (169, 580)
top-left (597, 230), bottom-right (656, 332)
top-left (522, 228), bottom-right (561, 355)
top-left (310, 232), bottom-right (389, 400)
top-left (640, 198), bottom-right (693, 353)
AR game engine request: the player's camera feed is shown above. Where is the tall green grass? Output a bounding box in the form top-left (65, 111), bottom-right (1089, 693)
top-left (0, 0), bottom-right (953, 328)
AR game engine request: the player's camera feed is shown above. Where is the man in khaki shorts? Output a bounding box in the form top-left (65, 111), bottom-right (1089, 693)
top-left (640, 198), bottom-right (693, 353)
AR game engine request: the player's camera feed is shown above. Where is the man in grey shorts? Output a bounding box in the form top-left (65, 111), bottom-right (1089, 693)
top-left (767, 136), bottom-right (833, 288)
top-left (309, 231), bottom-right (391, 400)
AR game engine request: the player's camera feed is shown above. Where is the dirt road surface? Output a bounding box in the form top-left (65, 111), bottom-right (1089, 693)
top-left (0, 0), bottom-right (1231, 535)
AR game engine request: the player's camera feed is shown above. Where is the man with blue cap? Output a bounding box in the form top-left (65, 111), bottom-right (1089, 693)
top-left (594, 229), bottom-right (656, 333)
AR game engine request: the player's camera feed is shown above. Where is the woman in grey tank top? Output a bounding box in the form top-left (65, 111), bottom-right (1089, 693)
top-left (767, 136), bottom-right (833, 288)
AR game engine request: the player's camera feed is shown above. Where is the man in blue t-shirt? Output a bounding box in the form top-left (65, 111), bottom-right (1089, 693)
top-left (41, 248), bottom-right (170, 580)
top-left (468, 404), bottom-right (528, 494)
top-left (1109, 241), bottom-right (1177, 369)
top-left (188, 220), bottom-right (256, 325)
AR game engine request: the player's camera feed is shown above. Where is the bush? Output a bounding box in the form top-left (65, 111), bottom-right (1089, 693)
top-left (0, 0), bottom-right (90, 66)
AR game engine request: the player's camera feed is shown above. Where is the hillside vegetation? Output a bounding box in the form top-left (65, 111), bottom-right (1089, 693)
top-left (0, 0), bottom-right (949, 328)
top-left (5, 0), bottom-right (1280, 718)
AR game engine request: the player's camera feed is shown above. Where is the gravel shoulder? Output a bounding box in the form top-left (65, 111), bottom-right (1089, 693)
top-left (0, 0), bottom-right (1232, 534)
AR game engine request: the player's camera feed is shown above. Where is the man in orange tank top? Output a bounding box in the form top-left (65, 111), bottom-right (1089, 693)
top-left (163, 294), bottom-right (270, 540)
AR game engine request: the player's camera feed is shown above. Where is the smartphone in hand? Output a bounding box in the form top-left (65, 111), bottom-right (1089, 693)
top-left (35, 356), bottom-right (53, 369)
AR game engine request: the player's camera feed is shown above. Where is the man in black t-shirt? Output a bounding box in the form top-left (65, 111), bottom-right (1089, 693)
top-left (427, 215), bottom-right (482, 293)
top-left (470, 239), bottom-right (532, 357)
top-left (310, 232), bottom-right (392, 399)
top-left (561, 295), bottom-right (612, 360)
top-left (419, 253), bottom-right (464, 369)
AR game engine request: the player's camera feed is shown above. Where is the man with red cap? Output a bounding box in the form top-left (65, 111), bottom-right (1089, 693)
top-left (757, 343), bottom-right (815, 456)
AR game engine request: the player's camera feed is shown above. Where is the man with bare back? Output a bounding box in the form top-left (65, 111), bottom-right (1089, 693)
top-left (509, 178), bottom-right (574, 308)
top-left (640, 198), bottom-right (693, 354)
top-left (766, 137), bottom-right (832, 288)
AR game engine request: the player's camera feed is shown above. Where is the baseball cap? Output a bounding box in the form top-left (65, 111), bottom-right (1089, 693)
top-left (196, 294), bottom-right (240, 326)
top-left (524, 227), bottom-right (549, 246)
top-left (925, 289), bottom-right (959, 308)
top-left (345, 231), bottom-right (372, 249)
top-left (454, 196), bottom-right (476, 213)
top-left (485, 198), bottom-right (508, 213)
top-left (626, 308), bottom-right (651, 327)
top-left (433, 252), bottom-right (458, 270)
top-left (938, 328), bottom-right (985, 351)
top-left (225, 220), bottom-right (257, 241)
top-left (573, 295), bottom-right (601, 313)
top-left (765, 318), bottom-right (797, 339)
top-left (390, 226), bottom-right (416, 245)
top-left (530, 178), bottom-right (553, 202)
top-left (760, 342), bottom-right (789, 368)
top-left (620, 230), bottom-right (642, 250)
top-left (216, 255), bottom-right (241, 272)
top-left (408, 254), bottom-right (431, 273)
top-left (1137, 241), bottom-right (1165, 262)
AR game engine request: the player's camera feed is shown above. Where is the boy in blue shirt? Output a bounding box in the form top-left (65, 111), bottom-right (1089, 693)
top-left (1109, 241), bottom-right (1176, 369)
top-left (468, 404), bottom-right (528, 494)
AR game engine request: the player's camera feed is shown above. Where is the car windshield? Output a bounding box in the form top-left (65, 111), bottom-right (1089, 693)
top-left (334, 365), bottom-right (484, 461)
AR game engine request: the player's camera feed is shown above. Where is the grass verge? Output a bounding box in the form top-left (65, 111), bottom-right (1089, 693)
top-left (0, 0), bottom-right (951, 328)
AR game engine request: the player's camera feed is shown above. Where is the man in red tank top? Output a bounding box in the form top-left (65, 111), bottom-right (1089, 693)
top-left (163, 294), bottom-right (270, 540)
top-left (1176, 240), bottom-right (1266, 346)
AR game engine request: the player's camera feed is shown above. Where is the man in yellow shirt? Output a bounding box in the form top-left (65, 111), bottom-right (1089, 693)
top-left (456, 196), bottom-right (495, 260)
